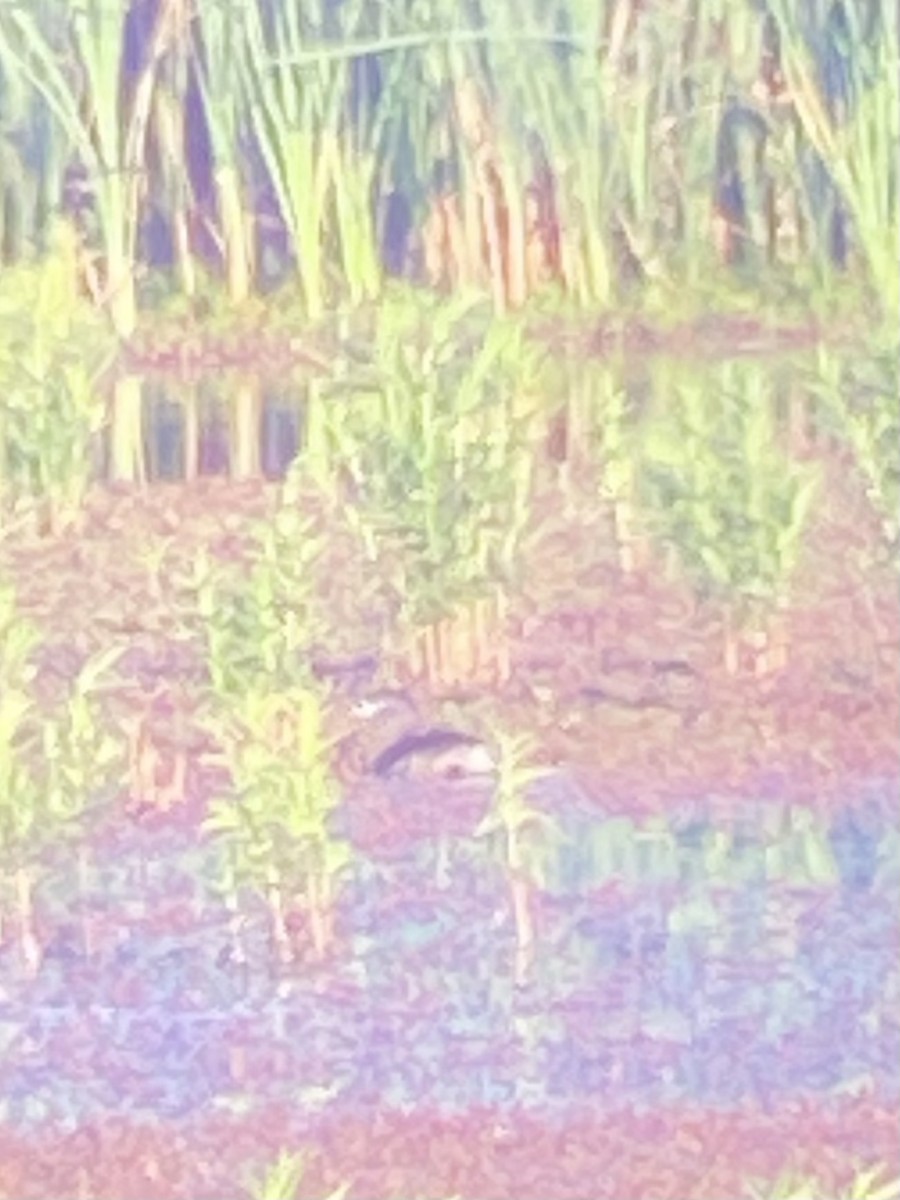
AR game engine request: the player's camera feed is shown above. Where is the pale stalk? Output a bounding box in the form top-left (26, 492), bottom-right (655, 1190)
top-left (216, 164), bottom-right (254, 303)
top-left (241, 1), bottom-right (343, 318)
top-left (192, 0), bottom-right (255, 303)
top-left (231, 381), bottom-right (260, 479)
top-left (332, 136), bottom-right (383, 306)
top-left (266, 864), bottom-right (292, 966)
top-left (15, 864), bottom-right (40, 978)
top-left (770, 0), bottom-right (899, 313)
top-left (184, 385), bottom-right (199, 481)
top-left (77, 846), bottom-right (95, 959)
top-left (109, 374), bottom-right (147, 485)
top-left (308, 868), bottom-right (329, 961)
top-left (510, 867), bottom-right (536, 987)
top-left (148, 40), bottom-right (196, 296)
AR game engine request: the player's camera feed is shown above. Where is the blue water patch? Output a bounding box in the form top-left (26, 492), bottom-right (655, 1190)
top-left (2, 782), bottom-right (898, 1129)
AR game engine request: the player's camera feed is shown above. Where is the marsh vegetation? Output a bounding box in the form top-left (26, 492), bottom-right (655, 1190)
top-left (0, 1), bottom-right (897, 1197)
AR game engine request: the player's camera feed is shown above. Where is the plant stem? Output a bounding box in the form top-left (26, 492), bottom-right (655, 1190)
top-left (77, 846), bottom-right (95, 959)
top-left (15, 865), bottom-right (40, 978)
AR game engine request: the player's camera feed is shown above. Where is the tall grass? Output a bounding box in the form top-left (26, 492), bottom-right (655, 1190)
top-left (767, 0), bottom-right (899, 316)
top-left (0, 0), bottom-right (183, 335)
top-left (191, 0), bottom-right (255, 302)
top-left (0, 0), bottom-right (894, 323)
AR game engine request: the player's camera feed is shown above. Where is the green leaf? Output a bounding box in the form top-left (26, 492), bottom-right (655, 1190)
top-left (74, 642), bottom-right (125, 696)
top-left (698, 544), bottom-right (732, 586)
top-left (790, 470), bottom-right (820, 532)
top-left (202, 805), bottom-right (244, 837)
top-left (473, 812), bottom-right (504, 839)
top-left (642, 427), bottom-right (687, 469)
top-left (850, 1165), bottom-right (900, 1200)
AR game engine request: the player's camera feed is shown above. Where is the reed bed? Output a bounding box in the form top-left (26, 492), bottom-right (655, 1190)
top-left (0, 0), bottom-right (894, 329)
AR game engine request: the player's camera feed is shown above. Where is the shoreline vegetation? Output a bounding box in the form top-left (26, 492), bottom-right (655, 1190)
top-left (0, 1), bottom-right (895, 340)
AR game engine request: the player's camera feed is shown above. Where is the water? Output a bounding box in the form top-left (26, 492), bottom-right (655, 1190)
top-left (16, 351), bottom-right (899, 1129)
top-left (1, 782), bottom-right (897, 1131)
top-left (103, 380), bottom-right (308, 486)
top-left (109, 348), bottom-right (830, 487)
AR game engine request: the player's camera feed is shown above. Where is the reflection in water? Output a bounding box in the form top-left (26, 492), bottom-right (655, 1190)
top-left (829, 805), bottom-right (883, 893)
top-left (198, 398), bottom-right (231, 476)
top-left (261, 393), bottom-right (303, 479)
top-left (108, 375), bottom-right (146, 484)
top-left (146, 393), bottom-right (183, 481)
top-left (3, 809), bottom-right (898, 1127)
top-left (108, 376), bottom-right (308, 484)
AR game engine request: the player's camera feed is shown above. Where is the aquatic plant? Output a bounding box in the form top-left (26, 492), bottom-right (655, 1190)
top-left (474, 728), bottom-right (557, 986)
top-left (748, 1163), bottom-right (900, 1200)
top-left (203, 681), bottom-right (352, 966)
top-left (0, 582), bottom-right (42, 974)
top-left (640, 359), bottom-right (821, 674)
top-left (334, 306), bottom-right (536, 687)
top-left (246, 1150), bottom-right (349, 1200)
top-left (810, 341), bottom-right (899, 562)
top-left (0, 220), bottom-right (112, 532)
